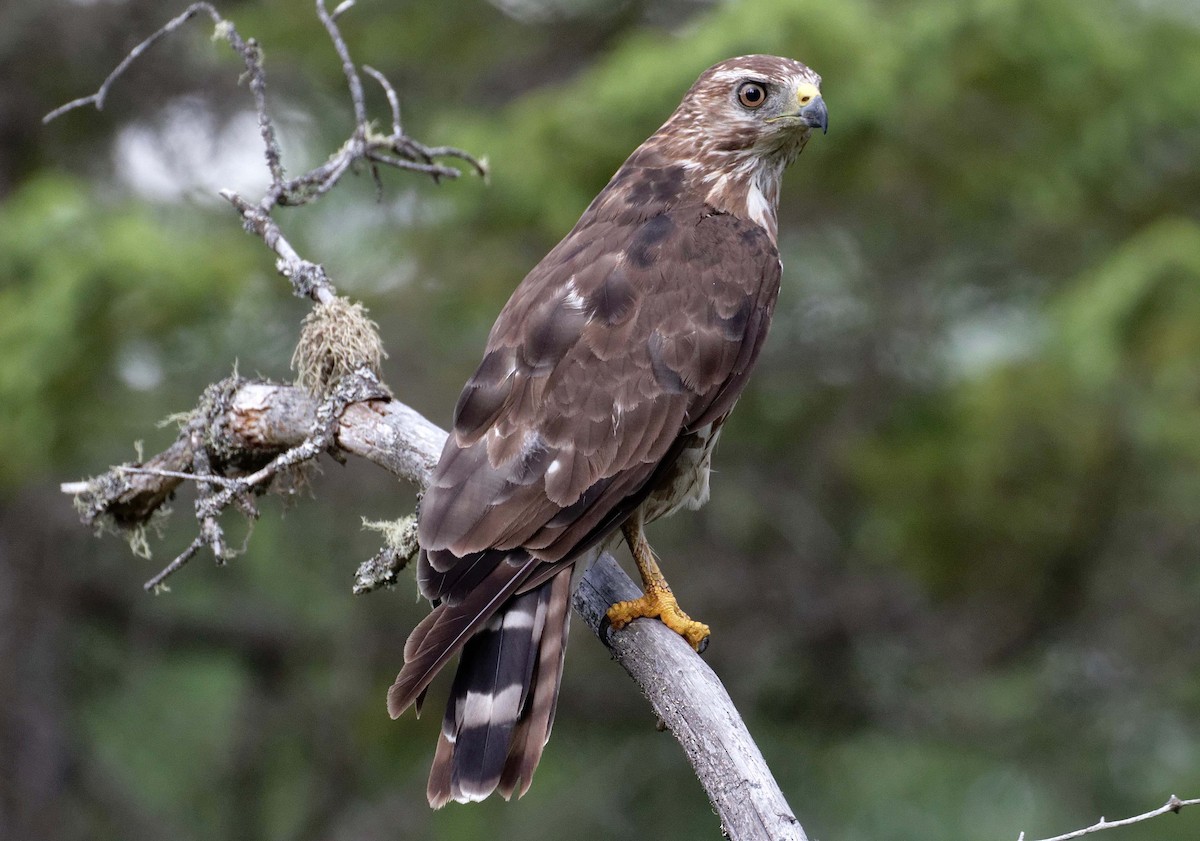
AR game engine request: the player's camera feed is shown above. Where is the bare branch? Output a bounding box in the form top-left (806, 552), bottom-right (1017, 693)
top-left (42, 2), bottom-right (224, 123)
top-left (115, 466), bottom-right (242, 487)
top-left (364, 152), bottom-right (462, 180)
top-left (363, 65), bottom-right (403, 136)
top-left (236, 35), bottom-right (286, 188)
top-left (62, 382), bottom-right (439, 546)
top-left (417, 145), bottom-right (489, 179)
top-left (190, 433), bottom-right (233, 567)
top-left (42, 3), bottom-right (289, 188)
top-left (316, 0), bottom-right (368, 129)
top-left (46, 0), bottom-right (486, 237)
top-left (221, 189), bottom-right (337, 303)
top-left (1019, 795), bottom-right (1200, 841)
top-left (144, 535), bottom-right (206, 593)
top-left (575, 553), bottom-right (806, 840)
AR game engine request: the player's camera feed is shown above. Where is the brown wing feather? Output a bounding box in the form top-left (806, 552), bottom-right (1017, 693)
top-left (418, 201), bottom-right (779, 571)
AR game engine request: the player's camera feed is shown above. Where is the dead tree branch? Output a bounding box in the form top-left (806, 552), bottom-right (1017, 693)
top-left (61, 378), bottom-right (807, 840)
top-left (574, 553), bottom-right (805, 840)
top-left (1018, 794), bottom-right (1200, 841)
top-left (44, 0), bottom-right (485, 305)
top-left (42, 3), bottom-right (226, 124)
top-left (47, 0), bottom-right (473, 589)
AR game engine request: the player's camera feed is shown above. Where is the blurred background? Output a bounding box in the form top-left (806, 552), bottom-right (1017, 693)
top-left (3, 0), bottom-right (1200, 839)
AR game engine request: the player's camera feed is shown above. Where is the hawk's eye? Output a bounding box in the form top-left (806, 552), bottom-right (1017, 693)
top-left (737, 81), bottom-right (767, 109)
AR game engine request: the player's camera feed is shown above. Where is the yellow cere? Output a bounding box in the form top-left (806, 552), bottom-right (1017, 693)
top-left (795, 81), bottom-right (821, 107)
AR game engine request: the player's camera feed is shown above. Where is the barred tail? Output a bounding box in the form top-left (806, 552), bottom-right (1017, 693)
top-left (426, 567), bottom-right (572, 807)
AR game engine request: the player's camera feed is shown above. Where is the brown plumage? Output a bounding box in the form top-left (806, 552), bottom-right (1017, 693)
top-left (388, 54), bottom-right (827, 807)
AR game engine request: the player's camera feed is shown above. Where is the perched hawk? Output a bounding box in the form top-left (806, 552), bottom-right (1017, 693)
top-left (388, 54), bottom-right (827, 807)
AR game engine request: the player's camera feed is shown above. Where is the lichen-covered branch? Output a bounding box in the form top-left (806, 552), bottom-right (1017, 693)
top-left (61, 378), bottom-right (808, 840)
top-left (46, 0), bottom-right (481, 589)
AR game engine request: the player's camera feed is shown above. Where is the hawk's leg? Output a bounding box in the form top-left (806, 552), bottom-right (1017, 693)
top-left (605, 510), bottom-right (711, 652)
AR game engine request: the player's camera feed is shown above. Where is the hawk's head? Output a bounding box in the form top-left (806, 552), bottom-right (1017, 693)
top-left (625, 55), bottom-right (824, 238)
top-left (592, 55), bottom-right (824, 238)
top-left (661, 54), bottom-right (826, 170)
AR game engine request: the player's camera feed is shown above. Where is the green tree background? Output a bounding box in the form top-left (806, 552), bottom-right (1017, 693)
top-left (2, 0), bottom-right (1199, 839)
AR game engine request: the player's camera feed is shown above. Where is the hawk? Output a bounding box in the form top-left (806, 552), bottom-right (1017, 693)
top-left (388, 54), bottom-right (827, 807)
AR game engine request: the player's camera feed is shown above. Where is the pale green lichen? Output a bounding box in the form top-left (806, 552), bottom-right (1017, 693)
top-left (292, 296), bottom-right (386, 397)
top-left (156, 410), bottom-right (196, 430)
top-left (361, 514), bottom-right (417, 551)
top-left (212, 20), bottom-right (234, 43)
top-left (355, 514), bottom-right (419, 594)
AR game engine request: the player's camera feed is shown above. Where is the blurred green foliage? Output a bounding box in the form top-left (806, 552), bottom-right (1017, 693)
top-left (2, 0), bottom-right (1200, 839)
top-left (0, 175), bottom-right (260, 484)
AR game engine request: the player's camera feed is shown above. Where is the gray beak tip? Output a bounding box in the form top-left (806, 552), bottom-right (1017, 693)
top-left (801, 95), bottom-right (828, 135)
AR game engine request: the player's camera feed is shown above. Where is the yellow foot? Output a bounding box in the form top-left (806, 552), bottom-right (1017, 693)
top-left (606, 588), bottom-right (711, 652)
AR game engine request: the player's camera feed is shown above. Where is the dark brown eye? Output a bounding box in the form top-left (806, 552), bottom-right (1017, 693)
top-left (737, 81), bottom-right (767, 109)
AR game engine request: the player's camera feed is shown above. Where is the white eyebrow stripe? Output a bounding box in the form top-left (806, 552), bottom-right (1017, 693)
top-left (710, 68), bottom-right (770, 83)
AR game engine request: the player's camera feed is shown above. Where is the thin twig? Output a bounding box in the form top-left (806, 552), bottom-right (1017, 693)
top-left (190, 442), bottom-right (230, 565)
top-left (144, 535), bottom-right (206, 592)
top-left (419, 145), bottom-right (489, 178)
top-left (316, 0), bottom-right (368, 129)
top-left (138, 437), bottom-right (308, 590)
top-left (363, 65), bottom-right (403, 136)
top-left (41, 2), bottom-right (288, 189)
top-left (221, 189), bottom-right (337, 303)
top-left (1019, 795), bottom-right (1200, 841)
top-left (236, 35), bottom-right (287, 188)
top-left (116, 465), bottom-right (240, 487)
top-left (42, 2), bottom-right (223, 123)
top-left (45, 0), bottom-right (485, 221)
top-left (365, 153), bottom-right (460, 180)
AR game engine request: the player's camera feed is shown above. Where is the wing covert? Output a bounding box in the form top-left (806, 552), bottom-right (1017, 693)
top-left (419, 198), bottom-right (781, 575)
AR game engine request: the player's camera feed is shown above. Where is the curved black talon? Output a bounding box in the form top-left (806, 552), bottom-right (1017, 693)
top-left (599, 612), bottom-right (615, 645)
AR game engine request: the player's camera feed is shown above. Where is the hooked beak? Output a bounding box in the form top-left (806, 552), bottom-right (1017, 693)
top-left (800, 95), bottom-right (828, 135)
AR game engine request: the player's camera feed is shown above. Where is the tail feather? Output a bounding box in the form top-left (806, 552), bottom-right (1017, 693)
top-left (497, 567), bottom-right (572, 800)
top-left (440, 587), bottom-right (546, 804)
top-left (426, 568), bottom-right (573, 807)
top-left (426, 731), bottom-right (455, 806)
top-left (388, 550), bottom-right (538, 719)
